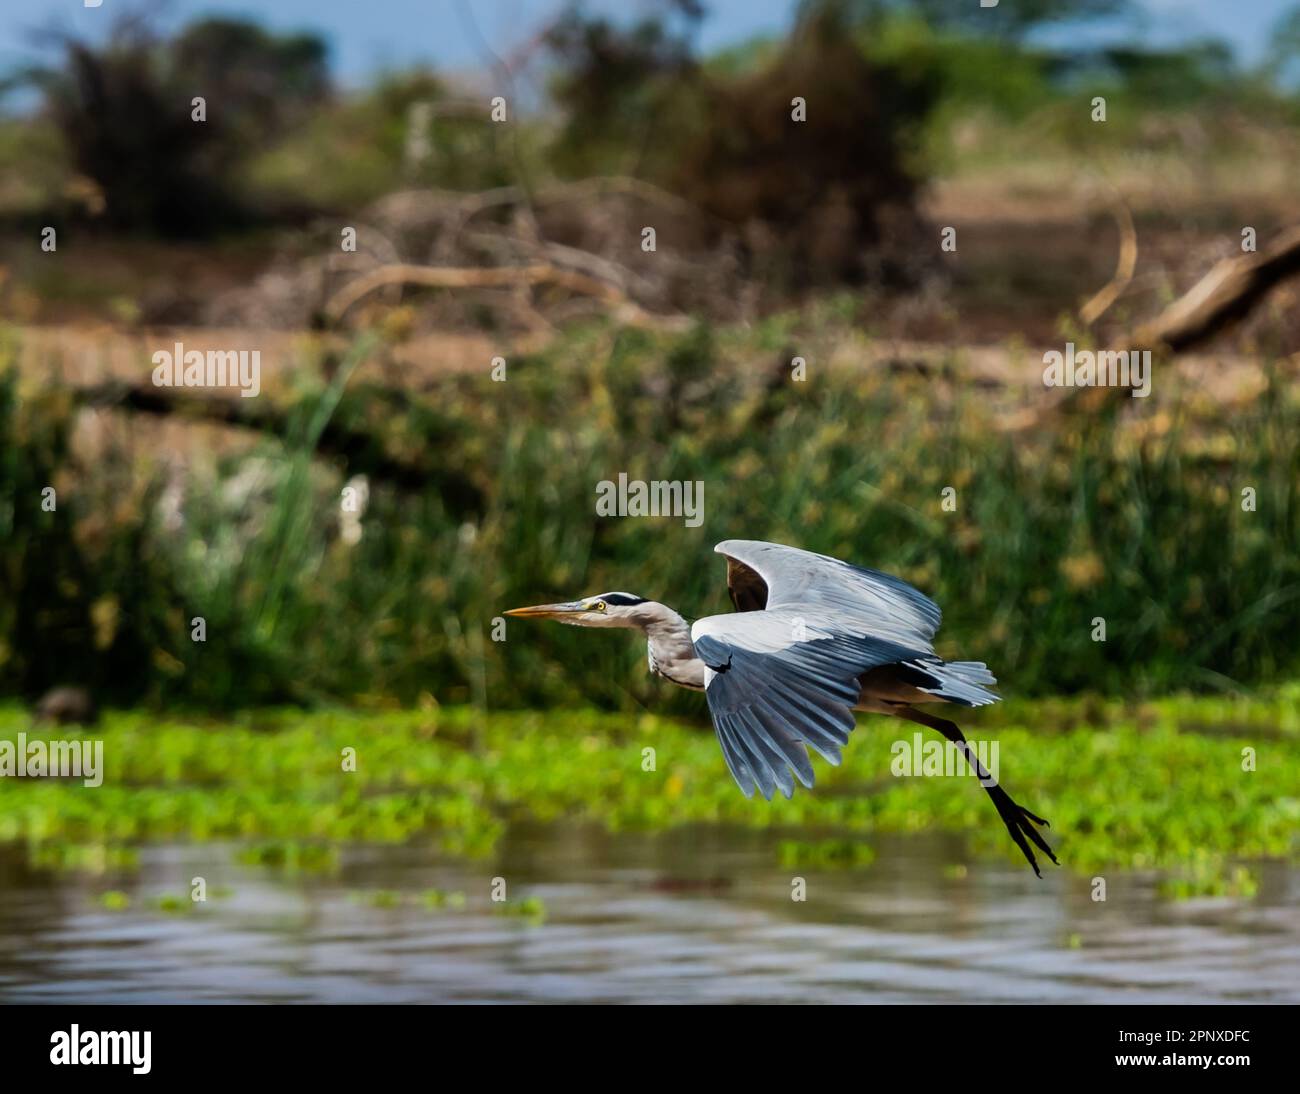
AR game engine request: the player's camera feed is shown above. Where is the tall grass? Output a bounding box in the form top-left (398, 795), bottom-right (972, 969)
top-left (1, 319), bottom-right (1297, 710)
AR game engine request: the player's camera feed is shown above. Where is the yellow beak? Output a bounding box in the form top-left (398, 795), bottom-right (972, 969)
top-left (503, 601), bottom-right (585, 619)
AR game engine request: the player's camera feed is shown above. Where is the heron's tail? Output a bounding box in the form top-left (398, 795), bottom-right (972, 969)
top-left (914, 659), bottom-right (999, 707)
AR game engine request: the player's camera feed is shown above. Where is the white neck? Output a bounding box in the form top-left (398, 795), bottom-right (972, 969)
top-left (631, 602), bottom-right (706, 691)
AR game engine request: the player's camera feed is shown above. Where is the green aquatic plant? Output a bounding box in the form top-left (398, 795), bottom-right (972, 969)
top-left (1, 696), bottom-right (1295, 896)
top-left (493, 896), bottom-right (547, 923)
top-left (154, 892), bottom-right (190, 913)
top-left (236, 840), bottom-right (341, 874)
top-left (98, 890), bottom-right (130, 911)
top-left (420, 888), bottom-right (467, 909)
top-left (1157, 855), bottom-right (1261, 901)
top-left (353, 889), bottom-right (402, 908)
top-left (778, 838), bottom-right (876, 870)
top-left (29, 842), bottom-right (141, 874)
top-left (349, 888), bottom-right (468, 910)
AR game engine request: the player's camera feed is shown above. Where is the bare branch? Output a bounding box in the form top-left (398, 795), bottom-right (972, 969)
top-left (1079, 187), bottom-right (1138, 327)
top-left (1131, 224), bottom-right (1300, 352)
top-left (324, 262), bottom-right (688, 330)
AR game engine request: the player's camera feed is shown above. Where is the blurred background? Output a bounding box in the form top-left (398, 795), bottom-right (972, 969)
top-left (0, 0), bottom-right (1297, 1003)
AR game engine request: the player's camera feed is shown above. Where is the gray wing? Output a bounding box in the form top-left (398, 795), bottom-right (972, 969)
top-left (715, 539), bottom-right (941, 651)
top-left (694, 540), bottom-right (955, 801)
top-left (691, 610), bottom-right (921, 800)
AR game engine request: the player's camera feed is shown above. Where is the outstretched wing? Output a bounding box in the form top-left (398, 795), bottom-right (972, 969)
top-left (716, 539), bottom-right (941, 651)
top-left (691, 611), bottom-right (924, 801)
top-left (693, 540), bottom-right (955, 801)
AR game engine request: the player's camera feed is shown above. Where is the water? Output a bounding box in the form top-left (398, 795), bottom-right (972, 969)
top-left (1, 826), bottom-right (1296, 1003)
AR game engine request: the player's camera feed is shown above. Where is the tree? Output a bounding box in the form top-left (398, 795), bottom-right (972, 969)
top-left (27, 16), bottom-right (331, 235)
top-left (1266, 5), bottom-right (1300, 86)
top-left (544, 2), bottom-right (702, 178)
top-left (812, 0), bottom-right (1132, 40)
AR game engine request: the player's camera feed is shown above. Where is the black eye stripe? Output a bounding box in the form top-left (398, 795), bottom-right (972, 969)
top-left (601, 593), bottom-right (646, 606)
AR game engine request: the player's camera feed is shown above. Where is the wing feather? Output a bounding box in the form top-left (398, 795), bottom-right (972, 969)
top-left (748, 703), bottom-right (816, 788)
top-left (730, 711), bottom-right (780, 799)
top-left (714, 718), bottom-right (757, 799)
top-left (693, 617), bottom-right (915, 800)
top-left (759, 685), bottom-right (847, 762)
top-left (715, 539), bottom-right (941, 650)
top-left (692, 540), bottom-right (994, 801)
top-left (736, 708), bottom-right (794, 799)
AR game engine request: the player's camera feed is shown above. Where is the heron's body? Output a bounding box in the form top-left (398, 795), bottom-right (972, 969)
top-left (635, 608), bottom-right (973, 711)
top-left (507, 539), bottom-right (1058, 876)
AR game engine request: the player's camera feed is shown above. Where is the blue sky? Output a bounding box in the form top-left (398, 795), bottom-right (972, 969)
top-left (0, 0), bottom-right (1292, 89)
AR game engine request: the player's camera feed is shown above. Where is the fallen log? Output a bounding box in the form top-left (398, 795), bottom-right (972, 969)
top-left (1131, 223), bottom-right (1300, 352)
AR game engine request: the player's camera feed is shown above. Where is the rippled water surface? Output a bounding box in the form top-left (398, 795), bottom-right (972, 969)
top-left (1, 826), bottom-right (1296, 1003)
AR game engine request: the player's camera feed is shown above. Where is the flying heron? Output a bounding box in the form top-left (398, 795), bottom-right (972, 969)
top-left (506, 539), bottom-right (1058, 876)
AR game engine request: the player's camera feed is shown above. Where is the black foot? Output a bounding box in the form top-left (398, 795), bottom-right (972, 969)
top-left (985, 782), bottom-right (1058, 877)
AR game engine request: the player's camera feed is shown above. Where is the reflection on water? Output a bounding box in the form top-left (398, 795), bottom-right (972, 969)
top-left (0, 825), bottom-right (1296, 1003)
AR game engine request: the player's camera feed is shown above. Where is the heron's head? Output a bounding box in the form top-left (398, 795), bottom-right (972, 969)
top-left (504, 591), bottom-right (649, 629)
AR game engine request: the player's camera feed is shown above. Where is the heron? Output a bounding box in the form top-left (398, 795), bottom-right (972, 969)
top-left (506, 539), bottom-right (1058, 876)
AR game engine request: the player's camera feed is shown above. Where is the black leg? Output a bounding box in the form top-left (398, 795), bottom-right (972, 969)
top-left (896, 707), bottom-right (1058, 877)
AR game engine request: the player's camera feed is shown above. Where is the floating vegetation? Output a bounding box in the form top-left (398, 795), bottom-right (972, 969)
top-left (420, 888), bottom-right (467, 909)
top-left (493, 896), bottom-right (547, 924)
top-left (352, 889), bottom-right (402, 908)
top-left (29, 842), bottom-right (141, 874)
top-left (98, 890), bottom-right (130, 911)
top-left (236, 841), bottom-right (341, 874)
top-left (350, 888), bottom-right (468, 910)
top-left (1157, 858), bottom-right (1261, 901)
top-left (154, 892), bottom-right (191, 913)
top-left (778, 838), bottom-right (875, 870)
top-left (0, 696), bottom-right (1297, 897)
